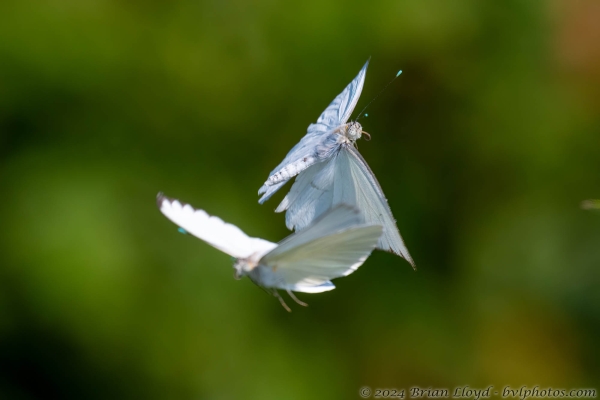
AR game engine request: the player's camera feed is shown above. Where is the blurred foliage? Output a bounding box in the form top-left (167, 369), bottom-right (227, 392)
top-left (582, 200), bottom-right (600, 210)
top-left (1, 0), bottom-right (599, 398)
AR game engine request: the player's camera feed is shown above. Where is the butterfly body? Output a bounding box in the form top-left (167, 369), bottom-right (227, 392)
top-left (232, 254), bottom-right (261, 280)
top-left (341, 121), bottom-right (364, 142)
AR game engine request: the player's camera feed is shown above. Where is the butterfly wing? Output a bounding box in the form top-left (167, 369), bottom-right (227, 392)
top-left (276, 146), bottom-right (415, 267)
top-left (311, 58), bottom-right (369, 132)
top-left (157, 193), bottom-right (277, 259)
top-left (335, 146), bottom-right (415, 266)
top-left (258, 59), bottom-right (369, 203)
top-left (278, 156), bottom-right (335, 231)
top-left (259, 205), bottom-right (383, 293)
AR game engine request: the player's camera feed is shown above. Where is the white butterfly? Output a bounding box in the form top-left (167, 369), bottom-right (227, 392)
top-left (157, 193), bottom-right (383, 311)
top-left (258, 59), bottom-right (415, 267)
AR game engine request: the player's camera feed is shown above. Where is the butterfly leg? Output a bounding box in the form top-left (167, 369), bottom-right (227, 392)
top-left (286, 289), bottom-right (308, 307)
top-left (273, 290), bottom-right (292, 312)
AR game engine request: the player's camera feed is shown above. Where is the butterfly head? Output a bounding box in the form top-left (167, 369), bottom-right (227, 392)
top-left (344, 121), bottom-right (371, 142)
top-left (233, 258), bottom-right (257, 280)
top-left (346, 121), bottom-right (363, 141)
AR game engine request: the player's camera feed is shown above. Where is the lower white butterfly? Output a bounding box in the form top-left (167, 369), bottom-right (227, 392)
top-left (157, 193), bottom-right (383, 311)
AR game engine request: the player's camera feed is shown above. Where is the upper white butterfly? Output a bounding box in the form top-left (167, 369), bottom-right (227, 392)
top-left (258, 59), bottom-right (415, 268)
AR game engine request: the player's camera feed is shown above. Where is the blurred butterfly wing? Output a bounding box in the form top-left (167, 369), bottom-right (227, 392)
top-left (262, 225), bottom-right (383, 292)
top-left (260, 205), bottom-right (383, 292)
top-left (157, 194), bottom-right (277, 259)
top-left (273, 204), bottom-right (364, 251)
top-left (258, 59), bottom-right (369, 203)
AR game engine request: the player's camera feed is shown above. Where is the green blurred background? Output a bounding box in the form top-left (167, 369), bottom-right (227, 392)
top-left (1, 0), bottom-right (599, 398)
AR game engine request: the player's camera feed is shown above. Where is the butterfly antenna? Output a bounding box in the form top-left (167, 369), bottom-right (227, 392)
top-left (356, 69), bottom-right (403, 121)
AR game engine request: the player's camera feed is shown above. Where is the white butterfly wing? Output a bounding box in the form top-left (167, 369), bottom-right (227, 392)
top-left (335, 146), bottom-right (414, 266)
top-left (285, 281), bottom-right (336, 293)
top-left (259, 205), bottom-right (383, 293)
top-left (258, 59), bottom-right (369, 203)
top-left (157, 193), bottom-right (277, 259)
top-left (310, 58), bottom-right (369, 132)
top-left (275, 146), bottom-right (415, 267)
top-left (277, 158), bottom-right (334, 230)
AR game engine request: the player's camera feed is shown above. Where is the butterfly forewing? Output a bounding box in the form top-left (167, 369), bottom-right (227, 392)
top-left (313, 58), bottom-right (369, 130)
top-left (158, 194), bottom-right (277, 259)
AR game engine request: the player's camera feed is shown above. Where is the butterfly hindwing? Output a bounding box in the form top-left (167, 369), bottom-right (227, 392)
top-left (260, 205), bottom-right (383, 291)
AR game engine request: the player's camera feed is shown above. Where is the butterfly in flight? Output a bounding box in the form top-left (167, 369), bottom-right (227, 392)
top-left (158, 193), bottom-right (383, 311)
top-left (258, 59), bottom-right (415, 268)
